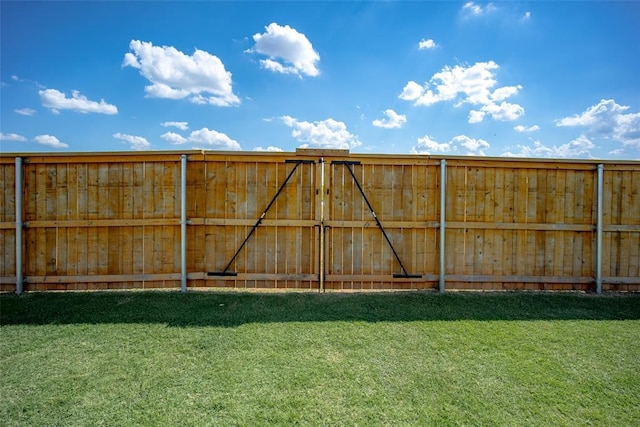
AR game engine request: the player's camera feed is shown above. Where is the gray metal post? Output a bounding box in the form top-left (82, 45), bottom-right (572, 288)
top-left (319, 158), bottom-right (325, 292)
top-left (181, 154), bottom-right (188, 293)
top-left (439, 159), bottom-right (446, 293)
top-left (596, 164), bottom-right (603, 295)
top-left (15, 157), bottom-right (23, 295)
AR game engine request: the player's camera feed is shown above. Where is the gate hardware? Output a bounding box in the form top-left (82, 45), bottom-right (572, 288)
top-left (332, 160), bottom-right (361, 165)
top-left (207, 271), bottom-right (238, 277)
top-left (285, 159), bottom-right (315, 164)
top-left (335, 161), bottom-right (422, 279)
top-left (208, 160), bottom-right (309, 276)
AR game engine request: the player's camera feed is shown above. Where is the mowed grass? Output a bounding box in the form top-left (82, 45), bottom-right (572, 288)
top-left (1, 291), bottom-right (639, 426)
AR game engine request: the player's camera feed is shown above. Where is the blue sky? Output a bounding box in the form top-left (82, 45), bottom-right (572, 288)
top-left (1, 1), bottom-right (639, 159)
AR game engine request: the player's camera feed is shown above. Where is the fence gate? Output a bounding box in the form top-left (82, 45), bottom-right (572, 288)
top-left (198, 150), bottom-right (440, 290)
top-left (194, 155), bottom-right (320, 289)
top-left (323, 156), bottom-right (440, 290)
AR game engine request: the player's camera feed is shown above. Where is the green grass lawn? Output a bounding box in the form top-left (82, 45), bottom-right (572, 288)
top-left (1, 291), bottom-right (639, 426)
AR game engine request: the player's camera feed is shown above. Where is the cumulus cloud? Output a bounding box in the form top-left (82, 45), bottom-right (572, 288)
top-left (248, 23), bottom-right (320, 77)
top-left (470, 101), bottom-right (524, 123)
top-left (33, 134), bottom-right (69, 148)
top-left (556, 99), bottom-right (640, 148)
top-left (253, 146), bottom-right (284, 152)
top-left (39, 89), bottom-right (117, 114)
top-left (161, 128), bottom-right (241, 150)
top-left (0, 132), bottom-right (27, 141)
top-left (411, 134), bottom-right (489, 156)
top-left (399, 61), bottom-right (524, 123)
top-left (123, 40), bottom-right (240, 107)
top-left (281, 116), bottom-right (360, 149)
top-left (399, 81), bottom-right (424, 101)
top-left (462, 1), bottom-right (497, 17)
top-left (372, 109), bottom-right (407, 129)
top-left (502, 135), bottom-right (595, 159)
top-left (418, 39), bottom-right (438, 50)
top-left (1, 132), bottom-right (27, 141)
top-left (608, 148), bottom-right (625, 156)
top-left (514, 124), bottom-right (540, 133)
top-left (15, 108), bottom-right (36, 116)
top-left (160, 132), bottom-right (187, 144)
top-left (113, 133), bottom-right (151, 151)
top-left (161, 121), bottom-right (189, 131)
top-left (188, 128), bottom-right (240, 149)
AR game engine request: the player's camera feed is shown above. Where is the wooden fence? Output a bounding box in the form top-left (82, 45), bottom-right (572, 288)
top-left (1, 149), bottom-right (638, 293)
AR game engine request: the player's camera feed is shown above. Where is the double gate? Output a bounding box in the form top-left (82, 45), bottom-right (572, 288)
top-left (193, 150), bottom-right (440, 290)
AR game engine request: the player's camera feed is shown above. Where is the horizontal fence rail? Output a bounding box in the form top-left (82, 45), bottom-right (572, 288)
top-left (1, 149), bottom-right (638, 293)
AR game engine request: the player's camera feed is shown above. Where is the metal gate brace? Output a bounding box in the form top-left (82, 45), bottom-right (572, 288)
top-left (333, 161), bottom-right (421, 279)
top-left (208, 159), bottom-right (314, 276)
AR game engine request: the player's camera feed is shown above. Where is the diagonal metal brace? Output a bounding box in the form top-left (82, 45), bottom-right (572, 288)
top-left (335, 161), bottom-right (421, 279)
top-left (208, 160), bottom-right (313, 276)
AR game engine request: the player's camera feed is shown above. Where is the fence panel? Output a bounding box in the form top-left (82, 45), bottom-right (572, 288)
top-left (0, 161), bottom-right (17, 283)
top-left (7, 156), bottom-right (183, 291)
top-left (602, 168), bottom-right (640, 290)
top-left (444, 161), bottom-right (598, 290)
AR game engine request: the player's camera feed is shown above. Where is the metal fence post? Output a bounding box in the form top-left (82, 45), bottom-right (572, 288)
top-left (319, 157), bottom-right (325, 293)
top-left (439, 159), bottom-right (446, 294)
top-left (181, 154), bottom-right (188, 293)
top-left (15, 157), bottom-right (24, 295)
top-left (596, 164), bottom-right (603, 295)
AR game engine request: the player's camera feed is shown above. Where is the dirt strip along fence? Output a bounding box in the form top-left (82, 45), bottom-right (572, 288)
top-left (1, 149), bottom-right (638, 293)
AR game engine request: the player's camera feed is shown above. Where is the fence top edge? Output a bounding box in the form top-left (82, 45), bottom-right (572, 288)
top-left (1, 150), bottom-right (639, 168)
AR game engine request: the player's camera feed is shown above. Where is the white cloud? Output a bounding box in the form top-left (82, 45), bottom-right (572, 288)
top-left (399, 81), bottom-right (424, 101)
top-left (189, 128), bottom-right (241, 150)
top-left (502, 135), bottom-right (595, 159)
top-left (491, 85), bottom-right (522, 101)
top-left (474, 101), bottom-right (524, 122)
top-left (556, 99), bottom-right (640, 148)
top-left (253, 146), bottom-right (284, 152)
top-left (514, 124), bottom-right (540, 133)
top-left (0, 132), bottom-right (27, 141)
top-left (15, 108), bottom-right (36, 116)
top-left (522, 11), bottom-right (531, 21)
top-left (161, 121), bottom-right (189, 131)
top-left (281, 116), bottom-right (360, 149)
top-left (412, 134), bottom-right (489, 156)
top-left (412, 135), bottom-right (451, 153)
top-left (39, 89), bottom-right (117, 114)
top-left (372, 109), bottom-right (407, 129)
top-left (248, 23), bottom-right (320, 77)
top-left (462, 2), bottom-right (496, 17)
top-left (399, 61), bottom-right (524, 123)
top-left (160, 132), bottom-right (188, 144)
top-left (33, 134), bottom-right (69, 148)
top-left (418, 39), bottom-right (438, 50)
top-left (259, 58), bottom-right (292, 74)
top-left (468, 110), bottom-right (486, 124)
top-left (113, 133), bottom-right (151, 151)
top-left (123, 40), bottom-right (240, 107)
top-left (161, 128), bottom-right (241, 150)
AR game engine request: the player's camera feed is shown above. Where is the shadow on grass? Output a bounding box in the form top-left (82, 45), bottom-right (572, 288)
top-left (1, 291), bottom-right (639, 327)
